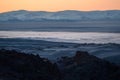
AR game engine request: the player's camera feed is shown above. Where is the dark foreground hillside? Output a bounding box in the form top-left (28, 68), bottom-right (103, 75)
top-left (0, 49), bottom-right (61, 80)
top-left (0, 49), bottom-right (120, 80)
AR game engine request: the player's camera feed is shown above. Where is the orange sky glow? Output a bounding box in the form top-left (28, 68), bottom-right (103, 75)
top-left (0, 0), bottom-right (120, 13)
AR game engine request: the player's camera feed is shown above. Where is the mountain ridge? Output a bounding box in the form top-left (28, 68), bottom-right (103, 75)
top-left (0, 10), bottom-right (120, 22)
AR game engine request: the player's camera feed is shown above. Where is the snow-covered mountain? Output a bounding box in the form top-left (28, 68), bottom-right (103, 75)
top-left (0, 10), bottom-right (120, 21)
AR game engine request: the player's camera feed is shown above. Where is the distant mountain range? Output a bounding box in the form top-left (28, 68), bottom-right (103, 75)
top-left (0, 10), bottom-right (120, 22)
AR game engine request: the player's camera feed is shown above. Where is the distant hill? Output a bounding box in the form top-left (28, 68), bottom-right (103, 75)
top-left (0, 10), bottom-right (120, 22)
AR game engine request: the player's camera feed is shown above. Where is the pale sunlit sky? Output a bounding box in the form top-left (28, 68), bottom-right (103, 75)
top-left (0, 0), bottom-right (120, 12)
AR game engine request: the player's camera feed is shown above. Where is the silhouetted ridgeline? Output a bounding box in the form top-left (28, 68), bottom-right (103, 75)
top-left (0, 49), bottom-right (120, 80)
top-left (0, 49), bottom-right (61, 80)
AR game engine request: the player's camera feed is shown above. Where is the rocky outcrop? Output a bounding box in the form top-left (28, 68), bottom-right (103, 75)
top-left (58, 51), bottom-right (120, 80)
top-left (0, 49), bottom-right (120, 80)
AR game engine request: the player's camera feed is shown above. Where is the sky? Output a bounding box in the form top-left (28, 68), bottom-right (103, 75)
top-left (0, 0), bottom-right (120, 12)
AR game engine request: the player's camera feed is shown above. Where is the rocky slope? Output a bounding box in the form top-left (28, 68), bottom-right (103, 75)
top-left (0, 49), bottom-right (120, 80)
top-left (0, 49), bottom-right (61, 80)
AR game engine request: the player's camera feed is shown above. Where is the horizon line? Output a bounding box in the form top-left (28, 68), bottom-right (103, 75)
top-left (1, 9), bottom-right (120, 13)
